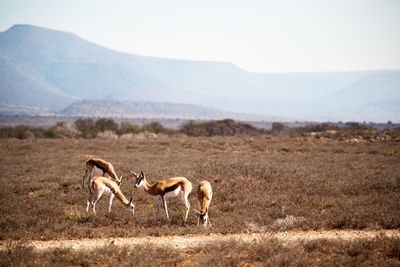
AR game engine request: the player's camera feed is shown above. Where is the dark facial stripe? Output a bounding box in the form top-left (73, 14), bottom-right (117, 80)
top-left (135, 176), bottom-right (143, 186)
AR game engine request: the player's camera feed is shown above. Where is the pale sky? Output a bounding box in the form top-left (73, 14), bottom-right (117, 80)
top-left (1, 0), bottom-right (399, 73)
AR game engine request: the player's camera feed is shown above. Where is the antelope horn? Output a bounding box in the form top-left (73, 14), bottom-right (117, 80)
top-left (117, 175), bottom-right (123, 186)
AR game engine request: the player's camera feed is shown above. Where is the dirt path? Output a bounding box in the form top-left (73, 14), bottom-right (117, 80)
top-left (2, 230), bottom-right (399, 251)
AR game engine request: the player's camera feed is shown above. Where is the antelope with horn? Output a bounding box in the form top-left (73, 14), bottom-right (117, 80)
top-left (86, 176), bottom-right (135, 215)
top-left (133, 171), bottom-right (192, 224)
top-left (82, 157), bottom-right (122, 187)
top-left (194, 181), bottom-right (213, 227)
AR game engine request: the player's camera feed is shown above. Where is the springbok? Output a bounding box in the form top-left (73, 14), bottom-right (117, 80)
top-left (86, 176), bottom-right (134, 215)
top-left (82, 157), bottom-right (122, 187)
top-left (133, 171), bottom-right (192, 224)
top-left (194, 181), bottom-right (213, 227)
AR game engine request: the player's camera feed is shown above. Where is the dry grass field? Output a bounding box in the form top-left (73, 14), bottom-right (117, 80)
top-left (2, 235), bottom-right (400, 266)
top-left (0, 133), bottom-right (399, 265)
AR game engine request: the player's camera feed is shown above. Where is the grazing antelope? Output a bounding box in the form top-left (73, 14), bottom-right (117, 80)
top-left (82, 157), bottom-right (122, 187)
top-left (194, 181), bottom-right (213, 227)
top-left (133, 171), bottom-right (192, 224)
top-left (86, 176), bottom-right (134, 215)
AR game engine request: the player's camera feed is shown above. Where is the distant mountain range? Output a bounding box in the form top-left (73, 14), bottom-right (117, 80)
top-left (0, 24), bottom-right (399, 122)
top-left (61, 100), bottom-right (288, 121)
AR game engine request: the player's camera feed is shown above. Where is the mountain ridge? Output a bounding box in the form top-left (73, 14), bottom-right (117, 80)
top-left (60, 100), bottom-right (293, 121)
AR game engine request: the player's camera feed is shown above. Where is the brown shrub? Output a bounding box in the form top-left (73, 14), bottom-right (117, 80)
top-left (0, 125), bottom-right (34, 139)
top-left (75, 118), bottom-right (98, 138)
top-left (180, 119), bottom-right (264, 136)
top-left (95, 118), bottom-right (118, 133)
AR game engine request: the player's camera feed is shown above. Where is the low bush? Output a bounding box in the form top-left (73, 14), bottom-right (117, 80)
top-left (141, 121), bottom-right (169, 134)
top-left (95, 118), bottom-right (118, 133)
top-left (75, 118), bottom-right (99, 138)
top-left (0, 125), bottom-right (34, 139)
top-left (289, 123), bottom-right (336, 135)
top-left (271, 122), bottom-right (286, 134)
top-left (45, 122), bottom-right (80, 138)
top-left (64, 208), bottom-right (94, 224)
top-left (180, 119), bottom-right (264, 136)
top-left (119, 121), bottom-right (141, 135)
top-left (97, 130), bottom-right (118, 139)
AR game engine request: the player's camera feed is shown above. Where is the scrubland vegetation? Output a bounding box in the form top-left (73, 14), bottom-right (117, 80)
top-left (0, 117), bottom-right (398, 140)
top-left (2, 236), bottom-right (400, 266)
top-left (0, 127), bottom-right (399, 239)
top-left (0, 118), bottom-right (399, 265)
top-left (0, 118), bottom-right (170, 139)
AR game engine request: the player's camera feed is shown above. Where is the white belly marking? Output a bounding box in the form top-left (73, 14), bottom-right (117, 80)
top-left (165, 186), bottom-right (182, 198)
top-left (103, 186), bottom-right (112, 196)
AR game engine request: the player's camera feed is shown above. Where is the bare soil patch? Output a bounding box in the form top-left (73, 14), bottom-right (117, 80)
top-left (2, 230), bottom-right (398, 252)
top-left (2, 230), bottom-right (400, 266)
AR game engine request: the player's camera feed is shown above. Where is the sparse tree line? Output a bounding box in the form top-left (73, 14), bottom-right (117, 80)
top-left (0, 117), bottom-right (399, 140)
top-left (0, 118), bottom-right (263, 139)
top-left (0, 118), bottom-right (171, 139)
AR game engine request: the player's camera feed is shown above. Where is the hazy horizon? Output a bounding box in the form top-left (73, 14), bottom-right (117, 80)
top-left (1, 2), bottom-right (399, 123)
top-left (1, 0), bottom-right (400, 73)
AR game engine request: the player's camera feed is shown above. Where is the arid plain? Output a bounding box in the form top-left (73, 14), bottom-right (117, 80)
top-left (1, 131), bottom-right (399, 265)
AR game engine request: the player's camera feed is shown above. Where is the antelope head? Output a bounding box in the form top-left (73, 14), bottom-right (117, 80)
top-left (194, 208), bottom-right (209, 227)
top-left (128, 197), bottom-right (135, 214)
top-left (132, 170), bottom-right (145, 189)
